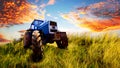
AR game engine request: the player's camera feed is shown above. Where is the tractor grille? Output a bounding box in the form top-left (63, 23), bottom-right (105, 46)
top-left (50, 29), bottom-right (57, 32)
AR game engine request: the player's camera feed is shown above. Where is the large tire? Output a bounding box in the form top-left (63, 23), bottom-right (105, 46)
top-left (31, 30), bottom-right (43, 62)
top-left (23, 30), bottom-right (32, 49)
top-left (56, 36), bottom-right (68, 49)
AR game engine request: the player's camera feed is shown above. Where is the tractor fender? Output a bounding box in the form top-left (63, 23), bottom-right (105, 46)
top-left (23, 30), bottom-right (32, 48)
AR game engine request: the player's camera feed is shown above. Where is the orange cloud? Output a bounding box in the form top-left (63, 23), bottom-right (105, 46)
top-left (0, 34), bottom-right (10, 42)
top-left (0, 0), bottom-right (44, 28)
top-left (61, 0), bottom-right (120, 32)
top-left (79, 17), bottom-right (120, 31)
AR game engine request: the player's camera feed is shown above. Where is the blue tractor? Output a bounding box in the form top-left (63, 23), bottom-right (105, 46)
top-left (23, 19), bottom-right (68, 62)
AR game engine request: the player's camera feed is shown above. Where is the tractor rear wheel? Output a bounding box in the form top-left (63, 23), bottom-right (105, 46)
top-left (23, 30), bottom-right (32, 49)
top-left (56, 36), bottom-right (68, 49)
top-left (31, 30), bottom-right (43, 62)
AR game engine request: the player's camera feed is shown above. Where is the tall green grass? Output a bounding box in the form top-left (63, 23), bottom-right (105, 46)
top-left (0, 33), bottom-right (120, 68)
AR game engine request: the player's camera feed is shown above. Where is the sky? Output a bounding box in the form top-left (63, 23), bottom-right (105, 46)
top-left (0, 0), bottom-right (120, 43)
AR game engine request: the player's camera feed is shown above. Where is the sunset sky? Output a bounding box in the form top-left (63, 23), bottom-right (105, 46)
top-left (0, 0), bottom-right (120, 43)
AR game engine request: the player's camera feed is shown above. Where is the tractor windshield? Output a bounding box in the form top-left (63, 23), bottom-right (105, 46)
top-left (33, 20), bottom-right (43, 26)
top-left (50, 21), bottom-right (57, 26)
top-left (30, 20), bottom-right (43, 29)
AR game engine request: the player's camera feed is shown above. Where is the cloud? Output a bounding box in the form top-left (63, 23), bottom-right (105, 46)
top-left (46, 13), bottom-right (58, 19)
top-left (54, 17), bottom-right (58, 19)
top-left (39, 0), bottom-right (55, 8)
top-left (47, 13), bottom-right (51, 17)
top-left (47, 0), bottom-right (55, 5)
top-left (35, 0), bottom-right (39, 3)
top-left (0, 34), bottom-right (10, 42)
top-left (18, 30), bottom-right (26, 33)
top-left (61, 0), bottom-right (120, 32)
top-left (40, 3), bottom-right (46, 8)
top-left (0, 0), bottom-right (45, 28)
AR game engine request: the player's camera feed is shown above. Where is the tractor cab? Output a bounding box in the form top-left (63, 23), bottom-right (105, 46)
top-left (30, 19), bottom-right (58, 34)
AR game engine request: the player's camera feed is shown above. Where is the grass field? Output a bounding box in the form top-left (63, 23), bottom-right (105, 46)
top-left (0, 33), bottom-right (120, 68)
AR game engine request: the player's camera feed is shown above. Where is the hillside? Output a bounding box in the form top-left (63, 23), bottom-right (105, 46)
top-left (0, 33), bottom-right (120, 68)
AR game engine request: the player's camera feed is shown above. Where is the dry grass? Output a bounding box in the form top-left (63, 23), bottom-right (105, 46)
top-left (0, 33), bottom-right (120, 68)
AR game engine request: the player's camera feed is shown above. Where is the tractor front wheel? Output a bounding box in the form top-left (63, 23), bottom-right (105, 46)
top-left (31, 30), bottom-right (43, 62)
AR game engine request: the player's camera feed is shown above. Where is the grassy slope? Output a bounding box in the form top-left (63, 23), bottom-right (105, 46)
top-left (0, 33), bottom-right (120, 68)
